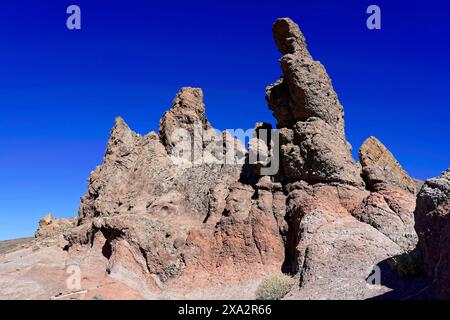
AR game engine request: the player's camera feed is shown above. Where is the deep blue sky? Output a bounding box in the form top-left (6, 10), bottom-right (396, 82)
top-left (0, 0), bottom-right (449, 240)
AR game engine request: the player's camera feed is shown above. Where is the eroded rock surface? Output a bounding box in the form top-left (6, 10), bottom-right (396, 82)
top-left (0, 17), bottom-right (427, 301)
top-left (69, 87), bottom-right (284, 293)
top-left (359, 136), bottom-right (416, 194)
top-left (415, 169), bottom-right (450, 299)
top-left (35, 214), bottom-right (77, 238)
top-left (352, 186), bottom-right (417, 251)
top-left (267, 18), bottom-right (345, 135)
top-left (265, 18), bottom-right (413, 299)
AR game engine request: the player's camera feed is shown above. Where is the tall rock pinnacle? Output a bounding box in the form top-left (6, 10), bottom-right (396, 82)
top-left (267, 18), bottom-right (363, 187)
top-left (267, 18), bottom-right (345, 135)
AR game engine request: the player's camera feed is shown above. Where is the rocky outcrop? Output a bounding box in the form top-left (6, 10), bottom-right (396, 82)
top-left (68, 87), bottom-right (284, 291)
top-left (352, 186), bottom-right (417, 251)
top-left (278, 118), bottom-right (363, 186)
top-left (12, 16), bottom-right (427, 300)
top-left (415, 169), bottom-right (450, 299)
top-left (267, 18), bottom-right (345, 136)
top-left (352, 137), bottom-right (418, 252)
top-left (359, 136), bottom-right (416, 194)
top-left (264, 18), bottom-right (413, 299)
top-left (284, 184), bottom-right (400, 299)
top-left (35, 214), bottom-right (77, 238)
top-left (267, 18), bottom-right (364, 188)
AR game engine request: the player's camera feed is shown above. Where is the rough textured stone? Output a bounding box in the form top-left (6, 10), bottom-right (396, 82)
top-left (78, 89), bottom-right (242, 222)
top-left (267, 17), bottom-right (363, 188)
top-left (415, 169), bottom-right (450, 299)
top-left (279, 117), bottom-right (363, 186)
top-left (353, 186), bottom-right (417, 251)
top-left (35, 214), bottom-right (77, 238)
top-left (264, 18), bottom-right (417, 299)
top-left (359, 136), bottom-right (416, 194)
top-left (71, 87), bottom-right (283, 291)
top-left (267, 18), bottom-right (345, 136)
top-left (282, 181), bottom-right (401, 299)
top-left (1, 17), bottom-right (425, 301)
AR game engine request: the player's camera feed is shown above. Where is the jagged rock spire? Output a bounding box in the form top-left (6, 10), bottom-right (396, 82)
top-left (267, 18), bottom-right (363, 187)
top-left (105, 116), bottom-right (136, 158)
top-left (267, 18), bottom-right (345, 135)
top-left (158, 87), bottom-right (211, 156)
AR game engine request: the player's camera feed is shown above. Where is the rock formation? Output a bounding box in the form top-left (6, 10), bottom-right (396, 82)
top-left (415, 169), bottom-right (450, 299)
top-left (352, 137), bottom-right (418, 251)
top-left (264, 18), bottom-right (418, 299)
top-left (359, 136), bottom-right (416, 194)
top-left (1, 17), bottom-right (437, 301)
top-left (67, 86), bottom-right (284, 294)
top-left (35, 214), bottom-right (76, 238)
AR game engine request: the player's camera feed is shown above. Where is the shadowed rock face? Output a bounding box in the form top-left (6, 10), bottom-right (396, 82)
top-left (359, 136), bottom-right (416, 194)
top-left (415, 169), bottom-right (450, 299)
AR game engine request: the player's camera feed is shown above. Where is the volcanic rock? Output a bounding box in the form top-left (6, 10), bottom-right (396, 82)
top-left (267, 18), bottom-right (345, 135)
top-left (352, 186), bottom-right (417, 251)
top-left (359, 136), bottom-right (416, 194)
top-left (35, 214), bottom-right (77, 238)
top-left (267, 18), bottom-right (364, 187)
top-left (69, 86), bottom-right (284, 292)
top-left (265, 18), bottom-right (410, 299)
top-left (0, 17), bottom-right (425, 301)
top-left (415, 169), bottom-right (450, 299)
top-left (278, 117), bottom-right (363, 186)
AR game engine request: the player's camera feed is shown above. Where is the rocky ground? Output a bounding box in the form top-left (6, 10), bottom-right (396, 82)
top-left (0, 238), bottom-right (34, 255)
top-left (0, 17), bottom-right (448, 300)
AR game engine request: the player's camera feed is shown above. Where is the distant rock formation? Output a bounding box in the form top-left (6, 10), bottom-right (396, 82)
top-left (415, 169), bottom-right (450, 299)
top-left (35, 214), bottom-right (76, 238)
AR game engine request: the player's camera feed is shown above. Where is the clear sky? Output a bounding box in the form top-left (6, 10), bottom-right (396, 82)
top-left (0, 0), bottom-right (449, 240)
